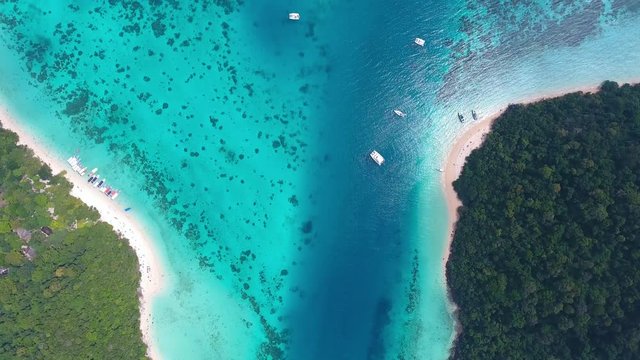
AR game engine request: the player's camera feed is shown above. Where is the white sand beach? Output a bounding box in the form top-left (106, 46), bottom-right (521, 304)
top-left (0, 106), bottom-right (165, 360)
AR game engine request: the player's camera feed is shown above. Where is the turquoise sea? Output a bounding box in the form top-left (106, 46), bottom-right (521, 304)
top-left (1, 1), bottom-right (639, 359)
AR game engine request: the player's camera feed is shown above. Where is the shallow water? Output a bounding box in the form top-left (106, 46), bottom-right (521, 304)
top-left (0, 1), bottom-right (639, 358)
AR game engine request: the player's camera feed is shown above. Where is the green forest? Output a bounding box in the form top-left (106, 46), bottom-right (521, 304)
top-left (0, 126), bottom-right (147, 359)
top-left (447, 81), bottom-right (640, 359)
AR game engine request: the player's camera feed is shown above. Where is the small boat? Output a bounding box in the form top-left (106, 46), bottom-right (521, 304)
top-left (96, 179), bottom-right (105, 187)
top-left (110, 191), bottom-right (119, 199)
top-left (370, 150), bottom-right (385, 166)
top-left (124, 207), bottom-right (132, 212)
top-left (67, 156), bottom-right (80, 167)
top-left (457, 113), bottom-right (465, 123)
top-left (471, 110), bottom-right (478, 120)
top-left (288, 13), bottom-right (300, 20)
top-left (89, 168), bottom-right (98, 176)
top-left (414, 37), bottom-right (425, 46)
top-left (68, 156), bottom-right (87, 175)
top-left (437, 168), bottom-right (444, 172)
top-left (393, 109), bottom-right (406, 118)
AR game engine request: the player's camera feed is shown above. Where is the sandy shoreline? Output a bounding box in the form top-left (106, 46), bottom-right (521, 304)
top-left (440, 80), bottom-right (639, 345)
top-left (0, 107), bottom-right (165, 360)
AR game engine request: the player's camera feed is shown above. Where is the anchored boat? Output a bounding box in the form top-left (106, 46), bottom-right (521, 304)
top-left (67, 154), bottom-right (122, 200)
top-left (471, 110), bottom-right (478, 120)
top-left (67, 156), bottom-right (87, 175)
top-left (458, 113), bottom-right (465, 123)
top-left (288, 13), bottom-right (300, 20)
top-left (393, 109), bottom-right (406, 118)
top-left (414, 37), bottom-right (425, 46)
top-left (370, 150), bottom-right (385, 166)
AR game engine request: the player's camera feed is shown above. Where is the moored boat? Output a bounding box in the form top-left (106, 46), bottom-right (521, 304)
top-left (471, 110), bottom-right (478, 120)
top-left (458, 113), bottom-right (465, 123)
top-left (288, 13), bottom-right (300, 20)
top-left (67, 155), bottom-right (122, 200)
top-left (414, 37), bottom-right (425, 46)
top-left (393, 109), bottom-right (406, 118)
top-left (370, 150), bottom-right (385, 166)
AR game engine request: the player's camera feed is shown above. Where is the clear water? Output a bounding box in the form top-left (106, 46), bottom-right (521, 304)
top-left (0, 1), bottom-right (638, 358)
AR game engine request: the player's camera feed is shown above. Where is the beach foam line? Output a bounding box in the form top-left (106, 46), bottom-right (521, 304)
top-left (440, 80), bottom-right (639, 349)
top-left (0, 106), bottom-right (165, 360)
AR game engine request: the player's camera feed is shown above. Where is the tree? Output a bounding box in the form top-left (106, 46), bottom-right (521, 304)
top-left (0, 127), bottom-right (148, 359)
top-left (447, 82), bottom-right (640, 360)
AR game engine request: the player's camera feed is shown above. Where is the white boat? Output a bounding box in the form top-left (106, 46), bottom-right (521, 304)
top-left (67, 156), bottom-right (87, 175)
top-left (414, 37), bottom-right (425, 46)
top-left (437, 168), bottom-right (444, 172)
top-left (370, 150), bottom-right (384, 166)
top-left (288, 13), bottom-right (300, 20)
top-left (393, 109), bottom-right (406, 118)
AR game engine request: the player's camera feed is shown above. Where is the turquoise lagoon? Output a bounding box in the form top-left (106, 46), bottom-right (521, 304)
top-left (0, 1), bottom-right (639, 359)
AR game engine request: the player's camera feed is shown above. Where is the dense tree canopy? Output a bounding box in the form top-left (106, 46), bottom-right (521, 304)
top-left (0, 126), bottom-right (147, 359)
top-left (447, 82), bottom-right (640, 359)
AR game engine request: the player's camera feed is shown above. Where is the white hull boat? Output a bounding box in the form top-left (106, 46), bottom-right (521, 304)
top-left (370, 150), bottom-right (384, 166)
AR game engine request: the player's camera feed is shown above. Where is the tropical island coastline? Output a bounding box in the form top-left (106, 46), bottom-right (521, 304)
top-left (443, 81), bottom-right (640, 358)
top-left (0, 107), bottom-right (165, 359)
top-left (442, 82), bottom-right (611, 269)
top-left (441, 82), bottom-right (613, 306)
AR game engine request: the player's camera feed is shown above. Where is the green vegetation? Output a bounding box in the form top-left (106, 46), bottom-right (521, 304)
top-left (0, 127), bottom-right (147, 359)
top-left (447, 82), bottom-right (640, 359)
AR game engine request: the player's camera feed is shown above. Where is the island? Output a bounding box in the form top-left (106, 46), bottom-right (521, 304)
top-left (0, 126), bottom-right (148, 358)
top-left (446, 81), bottom-right (640, 359)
